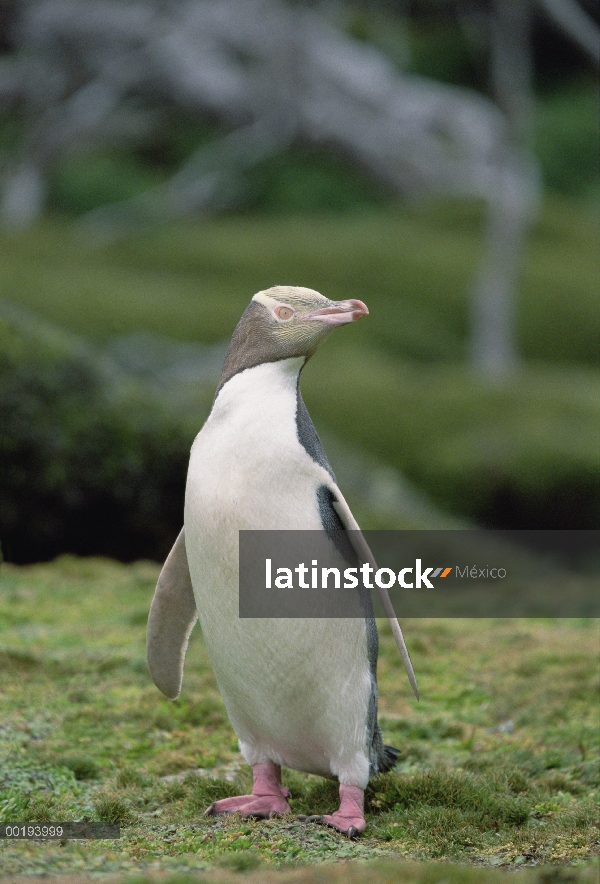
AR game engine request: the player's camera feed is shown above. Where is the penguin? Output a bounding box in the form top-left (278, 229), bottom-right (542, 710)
top-left (147, 286), bottom-right (418, 837)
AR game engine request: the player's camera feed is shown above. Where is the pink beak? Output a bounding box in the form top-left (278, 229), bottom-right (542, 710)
top-left (304, 299), bottom-right (369, 327)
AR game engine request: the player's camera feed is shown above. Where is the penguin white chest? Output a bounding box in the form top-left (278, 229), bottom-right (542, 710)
top-left (183, 358), bottom-right (372, 786)
top-left (186, 359), bottom-right (324, 534)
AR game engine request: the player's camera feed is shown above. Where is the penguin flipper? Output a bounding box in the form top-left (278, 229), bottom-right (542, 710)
top-left (329, 487), bottom-right (419, 701)
top-left (147, 528), bottom-right (197, 700)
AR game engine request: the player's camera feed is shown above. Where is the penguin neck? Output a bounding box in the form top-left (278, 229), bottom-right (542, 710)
top-left (211, 357), bottom-right (305, 428)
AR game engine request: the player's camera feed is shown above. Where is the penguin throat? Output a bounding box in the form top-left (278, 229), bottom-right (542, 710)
top-left (213, 357), bottom-right (305, 411)
top-left (215, 302), bottom-right (316, 396)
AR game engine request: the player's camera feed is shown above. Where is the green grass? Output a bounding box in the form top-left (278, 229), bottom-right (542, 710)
top-left (303, 352), bottom-right (600, 527)
top-left (1, 197), bottom-right (597, 364)
top-left (0, 557), bottom-right (598, 881)
top-left (1, 199), bottom-right (598, 530)
top-left (535, 83), bottom-right (600, 199)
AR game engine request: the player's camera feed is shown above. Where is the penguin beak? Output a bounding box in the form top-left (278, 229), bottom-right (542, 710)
top-left (304, 299), bottom-right (369, 327)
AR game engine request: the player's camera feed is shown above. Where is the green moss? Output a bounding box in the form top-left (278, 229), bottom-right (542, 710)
top-left (61, 753), bottom-right (101, 781)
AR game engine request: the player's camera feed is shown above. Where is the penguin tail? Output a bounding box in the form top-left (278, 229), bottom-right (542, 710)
top-left (380, 744), bottom-right (401, 773)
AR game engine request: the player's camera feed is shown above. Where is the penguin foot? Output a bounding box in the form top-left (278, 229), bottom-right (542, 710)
top-left (320, 810), bottom-right (366, 838)
top-left (205, 761), bottom-right (291, 819)
top-left (205, 794), bottom-right (291, 818)
top-left (299, 783), bottom-right (366, 838)
top-left (300, 813), bottom-right (365, 839)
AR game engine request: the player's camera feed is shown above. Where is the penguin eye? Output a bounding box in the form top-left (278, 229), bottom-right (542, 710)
top-left (275, 306), bottom-right (295, 321)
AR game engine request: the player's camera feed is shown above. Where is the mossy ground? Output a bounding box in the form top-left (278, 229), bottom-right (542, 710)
top-left (0, 556), bottom-right (598, 881)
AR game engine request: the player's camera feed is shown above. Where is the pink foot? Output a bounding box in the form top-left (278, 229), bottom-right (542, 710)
top-left (205, 761), bottom-right (291, 819)
top-left (302, 784), bottom-right (366, 838)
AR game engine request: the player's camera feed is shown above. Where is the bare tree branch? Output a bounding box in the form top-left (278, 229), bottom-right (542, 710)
top-left (0, 0), bottom-right (544, 377)
top-left (470, 0), bottom-right (539, 376)
top-left (1, 0), bottom-right (531, 229)
top-left (537, 0), bottom-right (600, 66)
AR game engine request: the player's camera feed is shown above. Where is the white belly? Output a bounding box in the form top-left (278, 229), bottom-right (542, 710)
top-left (184, 359), bottom-right (371, 786)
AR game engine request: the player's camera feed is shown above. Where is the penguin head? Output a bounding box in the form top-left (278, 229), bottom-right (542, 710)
top-left (252, 286), bottom-right (367, 329)
top-left (218, 286), bottom-right (368, 391)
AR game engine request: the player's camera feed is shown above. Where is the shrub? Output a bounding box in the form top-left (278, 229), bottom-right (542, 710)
top-left (0, 304), bottom-right (207, 563)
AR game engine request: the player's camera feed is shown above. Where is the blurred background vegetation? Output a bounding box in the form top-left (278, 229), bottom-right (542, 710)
top-left (0, 0), bottom-right (598, 563)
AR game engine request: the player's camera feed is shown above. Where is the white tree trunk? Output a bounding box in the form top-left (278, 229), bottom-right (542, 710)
top-left (471, 0), bottom-right (539, 377)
